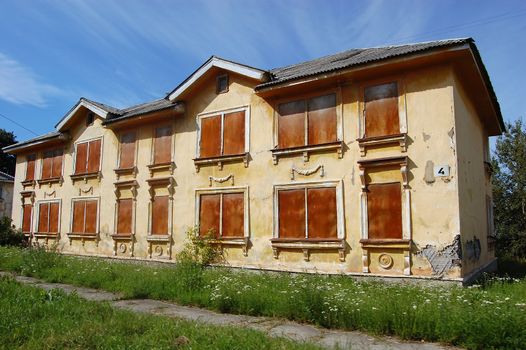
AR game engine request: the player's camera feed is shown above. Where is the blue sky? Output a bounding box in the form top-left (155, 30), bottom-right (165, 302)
top-left (0, 0), bottom-right (525, 142)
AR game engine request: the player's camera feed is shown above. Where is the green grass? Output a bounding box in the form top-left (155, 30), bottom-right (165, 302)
top-left (0, 275), bottom-right (320, 350)
top-left (1, 246), bottom-right (525, 349)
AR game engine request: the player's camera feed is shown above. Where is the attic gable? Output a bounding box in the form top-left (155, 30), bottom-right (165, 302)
top-left (167, 56), bottom-right (267, 101)
top-left (55, 98), bottom-right (117, 132)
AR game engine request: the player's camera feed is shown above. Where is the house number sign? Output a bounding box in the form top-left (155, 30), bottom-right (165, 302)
top-left (434, 165), bottom-right (450, 177)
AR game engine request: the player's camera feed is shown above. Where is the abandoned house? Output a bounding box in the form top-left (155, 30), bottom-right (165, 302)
top-left (3, 38), bottom-right (502, 283)
top-left (0, 171), bottom-right (14, 219)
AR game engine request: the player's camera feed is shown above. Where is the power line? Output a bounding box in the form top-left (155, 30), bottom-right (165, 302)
top-left (387, 10), bottom-right (526, 45)
top-left (0, 112), bottom-right (39, 136)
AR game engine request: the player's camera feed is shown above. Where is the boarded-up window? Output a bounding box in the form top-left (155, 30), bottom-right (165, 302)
top-left (199, 110), bottom-right (246, 158)
top-left (364, 82), bottom-right (399, 138)
top-left (367, 182), bottom-right (402, 239)
top-left (75, 139), bottom-right (101, 174)
top-left (198, 192), bottom-right (244, 238)
top-left (308, 94), bottom-right (337, 145)
top-left (223, 111), bottom-right (245, 155)
top-left (71, 200), bottom-right (98, 234)
top-left (307, 187), bottom-right (337, 239)
top-left (278, 93), bottom-right (337, 148)
top-left (37, 202), bottom-right (60, 234)
top-left (153, 126), bottom-right (172, 164)
top-left (151, 196), bottom-right (169, 235)
top-left (22, 204), bottom-right (32, 233)
top-left (278, 101), bottom-right (305, 148)
top-left (200, 116), bottom-right (221, 158)
top-left (278, 187), bottom-right (337, 240)
top-left (117, 199), bottom-right (133, 234)
top-left (41, 149), bottom-right (62, 179)
top-left (199, 194), bottom-right (220, 238)
top-left (119, 132), bottom-right (136, 169)
top-left (25, 154), bottom-right (36, 181)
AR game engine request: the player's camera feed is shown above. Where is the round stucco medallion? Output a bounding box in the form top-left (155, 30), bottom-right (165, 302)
top-left (155, 246), bottom-right (163, 256)
top-left (378, 254), bottom-right (394, 269)
top-left (119, 243), bottom-right (127, 254)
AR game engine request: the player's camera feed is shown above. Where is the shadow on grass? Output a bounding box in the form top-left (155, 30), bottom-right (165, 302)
top-left (496, 257), bottom-right (526, 278)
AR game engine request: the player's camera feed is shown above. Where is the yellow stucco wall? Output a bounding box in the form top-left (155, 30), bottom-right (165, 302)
top-left (453, 73), bottom-right (495, 277)
top-left (10, 63), bottom-right (485, 280)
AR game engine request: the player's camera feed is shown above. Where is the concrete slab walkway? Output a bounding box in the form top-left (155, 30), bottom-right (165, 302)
top-left (1, 272), bottom-right (460, 350)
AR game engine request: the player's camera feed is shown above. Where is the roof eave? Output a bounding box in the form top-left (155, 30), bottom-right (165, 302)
top-left (55, 99), bottom-right (111, 131)
top-left (103, 102), bottom-right (185, 127)
top-left (167, 57), bottom-right (267, 101)
top-left (2, 133), bottom-right (70, 154)
top-left (466, 42), bottom-right (505, 134)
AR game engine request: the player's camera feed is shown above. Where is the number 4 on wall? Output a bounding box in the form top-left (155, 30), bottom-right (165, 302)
top-left (433, 165), bottom-right (450, 177)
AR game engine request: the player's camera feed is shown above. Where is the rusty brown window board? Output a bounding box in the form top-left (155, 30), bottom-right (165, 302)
top-left (37, 202), bottom-right (60, 234)
top-left (364, 82), bottom-right (400, 138)
top-left (199, 110), bottom-right (246, 159)
top-left (41, 148), bottom-right (63, 179)
top-left (74, 139), bottom-right (101, 175)
top-left (72, 199), bottom-right (98, 234)
top-left (199, 192), bottom-right (244, 238)
top-left (118, 131), bottom-right (136, 169)
top-left (367, 182), bottom-right (403, 240)
top-left (278, 186), bottom-right (337, 240)
top-left (278, 93), bottom-right (337, 149)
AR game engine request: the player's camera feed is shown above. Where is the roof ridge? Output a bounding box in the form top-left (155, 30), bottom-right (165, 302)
top-left (357, 37), bottom-right (473, 50)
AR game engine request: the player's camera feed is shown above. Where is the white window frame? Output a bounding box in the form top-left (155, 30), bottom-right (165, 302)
top-left (69, 197), bottom-right (100, 234)
top-left (72, 136), bottom-right (104, 174)
top-left (34, 199), bottom-right (62, 233)
top-left (116, 130), bottom-right (139, 169)
top-left (149, 124), bottom-right (175, 165)
top-left (272, 89), bottom-right (343, 149)
top-left (272, 180), bottom-right (344, 240)
top-left (194, 186), bottom-right (250, 239)
top-left (20, 203), bottom-right (33, 234)
top-left (39, 148), bottom-right (64, 179)
top-left (359, 78), bottom-right (408, 139)
top-left (196, 105), bottom-right (250, 158)
top-left (24, 153), bottom-right (36, 181)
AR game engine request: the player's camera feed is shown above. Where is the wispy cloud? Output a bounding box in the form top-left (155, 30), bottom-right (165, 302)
top-left (0, 53), bottom-right (63, 107)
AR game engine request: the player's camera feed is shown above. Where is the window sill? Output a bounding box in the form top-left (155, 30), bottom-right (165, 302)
top-left (147, 162), bottom-right (175, 176)
top-left (359, 239), bottom-right (411, 249)
top-left (37, 177), bottom-right (63, 188)
top-left (67, 232), bottom-right (99, 246)
top-left (33, 232), bottom-right (59, 239)
top-left (270, 238), bottom-right (346, 262)
top-left (193, 152), bottom-right (249, 172)
top-left (208, 237), bottom-right (249, 256)
top-left (357, 133), bottom-right (407, 156)
top-left (114, 166), bottom-right (137, 180)
top-left (70, 172), bottom-right (101, 183)
top-left (111, 233), bottom-right (133, 241)
top-left (21, 180), bottom-right (35, 187)
top-left (146, 234), bottom-right (170, 242)
top-left (271, 141), bottom-right (343, 164)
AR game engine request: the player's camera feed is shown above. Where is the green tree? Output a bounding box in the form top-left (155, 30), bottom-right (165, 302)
top-left (492, 119), bottom-right (526, 259)
top-left (0, 129), bottom-right (16, 175)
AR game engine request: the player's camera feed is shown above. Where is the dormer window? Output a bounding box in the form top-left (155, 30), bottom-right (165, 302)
top-left (216, 74), bottom-right (229, 94)
top-left (86, 112), bottom-right (95, 126)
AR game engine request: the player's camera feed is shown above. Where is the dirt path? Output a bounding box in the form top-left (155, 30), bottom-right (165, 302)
top-left (1, 272), bottom-right (460, 350)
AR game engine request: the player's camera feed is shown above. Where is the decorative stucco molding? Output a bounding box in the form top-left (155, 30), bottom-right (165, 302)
top-left (290, 164), bottom-right (324, 180)
top-left (209, 174), bottom-right (234, 186)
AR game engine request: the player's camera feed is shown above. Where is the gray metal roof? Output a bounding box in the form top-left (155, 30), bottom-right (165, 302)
top-left (104, 98), bottom-right (177, 124)
top-left (0, 171), bottom-right (14, 182)
top-left (2, 131), bottom-right (64, 152)
top-left (257, 38), bottom-right (472, 90)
